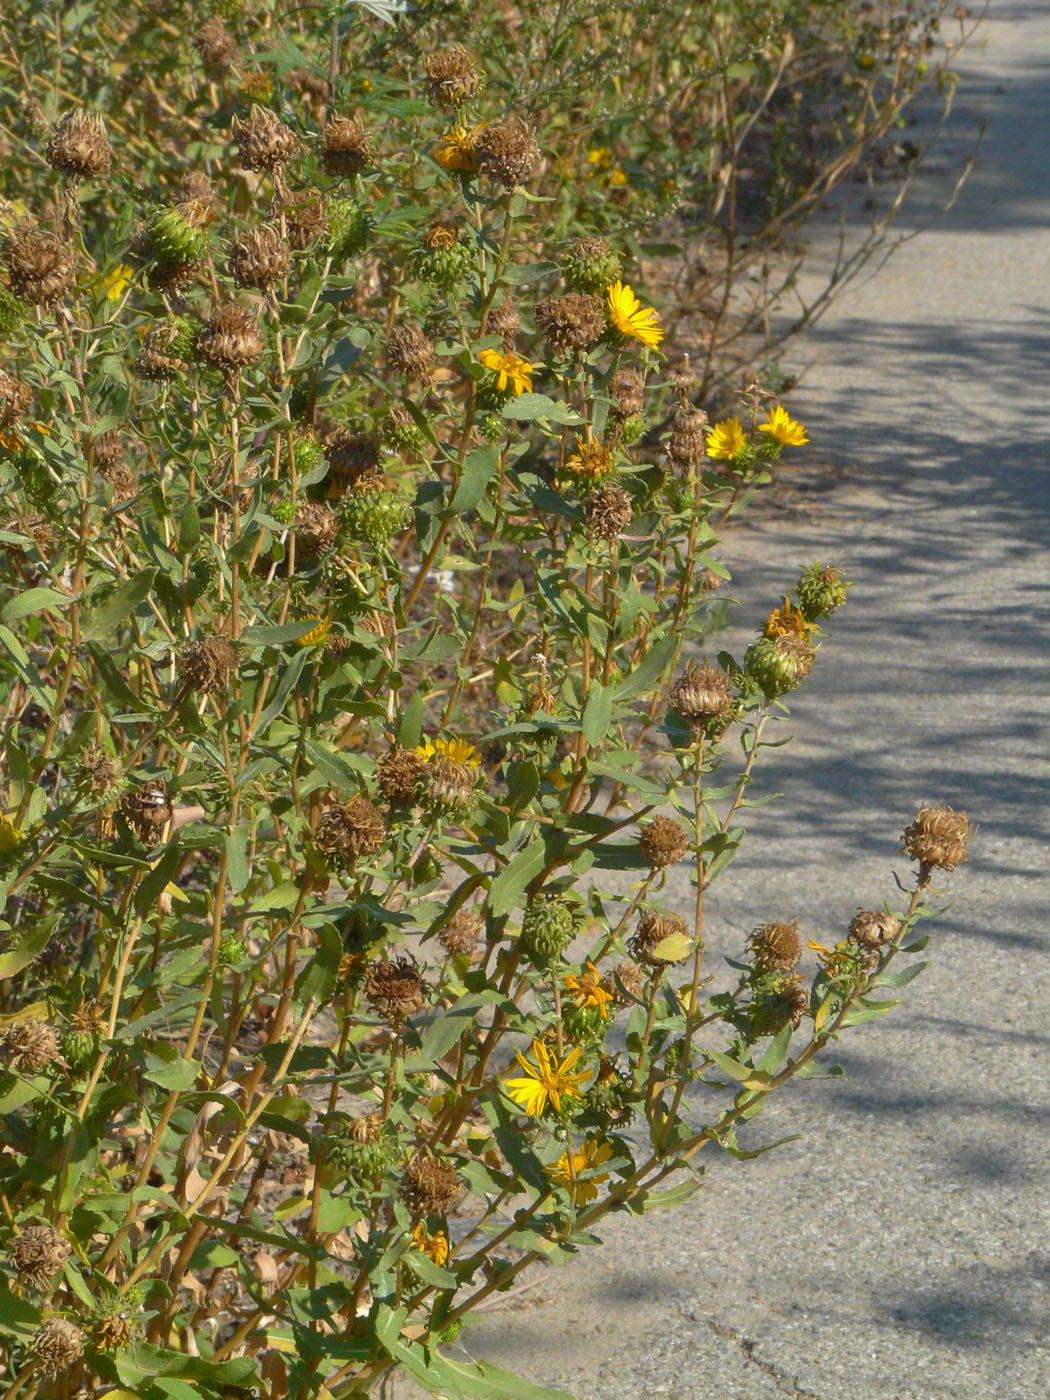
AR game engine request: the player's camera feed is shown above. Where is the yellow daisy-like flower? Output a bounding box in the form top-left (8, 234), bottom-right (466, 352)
top-left (478, 347), bottom-right (533, 396)
top-left (705, 417), bottom-right (747, 461)
top-left (295, 613), bottom-right (332, 647)
top-left (587, 147), bottom-right (613, 169)
top-left (758, 405), bottom-right (809, 447)
top-left (504, 1038), bottom-right (589, 1117)
top-left (763, 595), bottom-right (820, 642)
top-left (434, 123), bottom-right (486, 173)
top-left (606, 281), bottom-right (662, 348)
top-left (564, 431), bottom-right (614, 482)
top-left (96, 263), bottom-right (134, 303)
top-left (411, 1222), bottom-right (450, 1266)
top-left (563, 961), bottom-right (613, 1016)
top-left (416, 736), bottom-right (481, 768)
top-left (609, 166), bottom-right (629, 188)
top-left (547, 1136), bottom-right (613, 1205)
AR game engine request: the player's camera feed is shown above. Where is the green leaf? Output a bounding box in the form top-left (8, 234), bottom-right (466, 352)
top-left (224, 826), bottom-right (250, 895)
top-left (141, 1044), bottom-right (201, 1091)
top-left (624, 1176), bottom-right (703, 1213)
top-left (80, 569), bottom-right (157, 642)
top-left (398, 690), bottom-right (424, 748)
top-left (294, 923), bottom-right (342, 1008)
top-left (612, 635), bottom-right (677, 701)
top-left (450, 444), bottom-right (500, 513)
top-left (488, 838), bottom-right (546, 917)
top-left (115, 1346), bottom-right (256, 1390)
top-left (240, 619), bottom-right (329, 646)
top-left (1, 587), bottom-right (72, 624)
top-left (581, 682), bottom-right (613, 747)
top-left (0, 924), bottom-right (54, 979)
top-left (871, 961), bottom-right (928, 989)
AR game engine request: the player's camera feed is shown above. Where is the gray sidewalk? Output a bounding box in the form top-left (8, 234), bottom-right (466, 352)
top-left (451, 4), bottom-right (1050, 1397)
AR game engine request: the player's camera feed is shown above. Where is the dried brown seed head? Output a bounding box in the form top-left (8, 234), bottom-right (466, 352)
top-left (848, 909), bottom-right (902, 949)
top-left (193, 17), bottom-right (237, 74)
top-left (119, 782), bottom-right (172, 841)
top-left (474, 115), bottom-right (539, 188)
top-left (90, 428), bottom-right (124, 472)
top-left (669, 660), bottom-right (733, 722)
top-left (228, 225), bottom-right (290, 290)
top-left (4, 222), bottom-right (76, 307)
top-left (424, 45), bottom-right (483, 110)
top-left (292, 501), bottom-right (338, 560)
top-left (438, 908), bottom-right (483, 957)
top-left (45, 110), bottom-right (111, 180)
top-left (79, 746), bottom-right (123, 803)
top-left (176, 636), bottom-right (238, 695)
top-left (321, 116), bottom-right (374, 178)
top-left (609, 367), bottom-right (644, 418)
top-left (326, 427), bottom-right (381, 489)
top-left (638, 815), bottom-right (689, 870)
top-left (901, 804), bottom-right (971, 879)
top-left (401, 1148), bottom-right (462, 1215)
top-left (1, 1019), bottom-right (62, 1073)
top-left (667, 406), bottom-right (708, 471)
top-left (196, 302), bottom-right (263, 375)
top-left (232, 104), bottom-right (299, 172)
top-left (377, 746), bottom-right (427, 803)
top-left (487, 296), bottom-right (519, 344)
top-left (629, 909), bottom-right (692, 968)
top-left (31, 1317), bottom-right (84, 1376)
top-left (316, 795), bottom-right (385, 861)
top-left (10, 1226), bottom-right (71, 1290)
top-left (748, 919), bottom-right (802, 972)
top-left (366, 955), bottom-right (426, 1029)
top-left (0, 368), bottom-right (31, 430)
top-left (584, 481), bottom-right (633, 542)
top-left (93, 1312), bottom-right (134, 1351)
top-left (386, 323), bottom-right (434, 378)
top-left (534, 292), bottom-right (605, 352)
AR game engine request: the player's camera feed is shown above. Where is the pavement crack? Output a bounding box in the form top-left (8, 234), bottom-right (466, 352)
top-left (705, 1319), bottom-right (822, 1400)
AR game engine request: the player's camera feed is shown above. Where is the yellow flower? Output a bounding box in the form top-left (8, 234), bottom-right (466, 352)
top-left (0, 814), bottom-right (22, 856)
top-left (609, 166), bottom-right (628, 187)
top-left (295, 613), bottom-right (332, 647)
top-left (758, 405), bottom-right (809, 447)
top-left (434, 123), bottom-right (486, 172)
top-left (606, 281), bottom-right (662, 348)
top-left (411, 1222), bottom-right (449, 1266)
top-left (97, 263), bottom-right (134, 303)
top-left (547, 1136), bottom-right (613, 1204)
top-left (504, 1038), bottom-right (589, 1117)
top-left (478, 347), bottom-right (533, 396)
top-left (0, 422), bottom-right (49, 456)
top-left (705, 417), bottom-right (746, 461)
top-left (587, 147), bottom-right (613, 169)
top-left (563, 962), bottom-right (613, 1016)
top-left (807, 937), bottom-right (856, 975)
top-left (416, 736), bottom-right (480, 768)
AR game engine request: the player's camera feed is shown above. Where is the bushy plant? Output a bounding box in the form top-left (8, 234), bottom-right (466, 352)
top-left (0, 4), bottom-right (973, 1398)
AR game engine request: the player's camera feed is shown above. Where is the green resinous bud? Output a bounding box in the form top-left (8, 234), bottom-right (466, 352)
top-left (743, 636), bottom-right (805, 699)
top-left (519, 894), bottom-right (577, 970)
top-left (341, 487), bottom-right (412, 547)
top-left (561, 237), bottom-right (622, 295)
top-left (795, 561), bottom-right (851, 620)
top-left (148, 207), bottom-right (208, 266)
top-left (328, 199), bottom-right (374, 258)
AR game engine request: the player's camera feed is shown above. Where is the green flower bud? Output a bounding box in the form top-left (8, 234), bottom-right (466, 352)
top-left (795, 561), bottom-right (851, 621)
top-left (271, 497), bottom-right (295, 525)
top-left (341, 485), bottom-right (412, 548)
top-left (562, 236), bottom-right (622, 295)
top-left (480, 412), bottom-right (505, 442)
top-left (743, 635), bottom-right (810, 700)
top-left (519, 894), bottom-right (577, 970)
top-left (218, 932), bottom-right (245, 966)
top-left (148, 207), bottom-right (208, 267)
top-left (619, 413), bottom-right (645, 446)
top-left (328, 199), bottom-right (374, 258)
top-left (61, 1027), bottom-right (98, 1072)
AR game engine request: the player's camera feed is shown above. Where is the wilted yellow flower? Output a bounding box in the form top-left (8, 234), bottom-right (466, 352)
top-left (763, 595), bottom-right (819, 642)
top-left (417, 736), bottom-right (480, 768)
top-left (411, 1222), bottom-right (450, 1266)
top-left (565, 431), bottom-right (614, 482)
top-left (434, 123), bottom-right (486, 172)
top-left (504, 1038), bottom-right (589, 1116)
top-left (563, 962), bottom-right (613, 1016)
top-left (606, 281), bottom-right (662, 348)
top-left (758, 405), bottom-right (808, 446)
top-left (295, 614), bottom-right (332, 647)
top-left (478, 347), bottom-right (533, 396)
top-left (547, 1136), bottom-right (613, 1204)
top-left (705, 417), bottom-right (746, 461)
